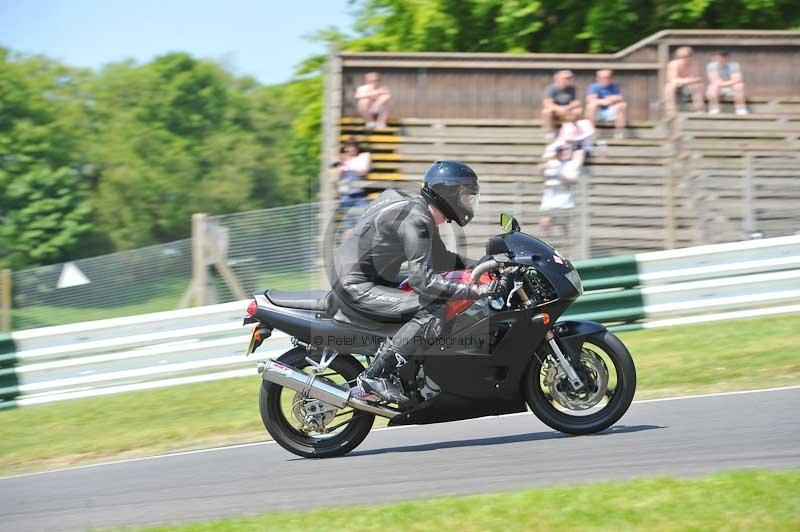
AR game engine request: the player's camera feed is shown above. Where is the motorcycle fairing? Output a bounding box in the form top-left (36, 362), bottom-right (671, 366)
top-left (551, 320), bottom-right (607, 354)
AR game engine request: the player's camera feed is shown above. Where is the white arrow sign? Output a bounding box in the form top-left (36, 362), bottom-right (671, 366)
top-left (57, 262), bottom-right (90, 288)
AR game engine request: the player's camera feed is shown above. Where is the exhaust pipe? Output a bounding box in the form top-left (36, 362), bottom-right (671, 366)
top-left (260, 359), bottom-right (400, 419)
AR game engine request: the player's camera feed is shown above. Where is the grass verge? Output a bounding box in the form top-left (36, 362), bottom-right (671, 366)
top-left (124, 470), bottom-right (800, 531)
top-left (1, 313), bottom-right (798, 476)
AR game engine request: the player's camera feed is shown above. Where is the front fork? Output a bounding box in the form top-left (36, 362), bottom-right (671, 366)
top-left (545, 330), bottom-right (584, 390)
top-left (511, 273), bottom-right (585, 391)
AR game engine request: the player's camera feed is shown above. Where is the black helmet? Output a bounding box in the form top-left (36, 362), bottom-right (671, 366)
top-left (421, 160), bottom-right (480, 226)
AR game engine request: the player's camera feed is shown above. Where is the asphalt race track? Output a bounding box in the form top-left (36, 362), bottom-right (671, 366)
top-left (2, 387), bottom-right (799, 531)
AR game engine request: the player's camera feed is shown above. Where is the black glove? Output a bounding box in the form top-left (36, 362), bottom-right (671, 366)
top-left (471, 279), bottom-right (505, 299)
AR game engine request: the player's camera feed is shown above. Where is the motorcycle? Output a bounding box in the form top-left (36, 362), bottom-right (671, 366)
top-left (244, 213), bottom-right (636, 458)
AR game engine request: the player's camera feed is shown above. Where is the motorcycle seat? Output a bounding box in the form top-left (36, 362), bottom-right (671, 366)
top-left (265, 289), bottom-right (331, 312)
top-left (332, 309), bottom-right (404, 337)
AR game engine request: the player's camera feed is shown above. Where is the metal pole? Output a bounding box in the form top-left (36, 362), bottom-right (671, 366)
top-left (664, 113), bottom-right (680, 249)
top-left (0, 269), bottom-right (11, 332)
top-left (317, 43), bottom-right (342, 290)
top-left (192, 213), bottom-right (209, 306)
top-left (578, 167), bottom-right (591, 260)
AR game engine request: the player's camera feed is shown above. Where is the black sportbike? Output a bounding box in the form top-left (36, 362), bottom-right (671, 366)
top-left (244, 214), bottom-right (636, 458)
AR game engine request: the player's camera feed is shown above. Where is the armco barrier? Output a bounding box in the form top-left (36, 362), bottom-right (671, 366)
top-left (564, 234), bottom-right (800, 325)
top-left (1, 235), bottom-right (798, 409)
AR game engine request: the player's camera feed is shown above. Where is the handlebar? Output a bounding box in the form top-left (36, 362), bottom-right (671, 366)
top-left (470, 261), bottom-right (530, 307)
top-left (469, 259), bottom-right (502, 282)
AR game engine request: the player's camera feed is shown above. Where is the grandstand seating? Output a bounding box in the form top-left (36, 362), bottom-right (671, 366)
top-left (675, 110), bottom-right (800, 245)
top-left (336, 97), bottom-right (800, 258)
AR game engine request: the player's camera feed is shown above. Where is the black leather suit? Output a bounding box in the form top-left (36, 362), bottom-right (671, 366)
top-left (332, 189), bottom-right (478, 363)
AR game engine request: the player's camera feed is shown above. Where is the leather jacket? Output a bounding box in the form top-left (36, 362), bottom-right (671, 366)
top-left (333, 189), bottom-right (479, 302)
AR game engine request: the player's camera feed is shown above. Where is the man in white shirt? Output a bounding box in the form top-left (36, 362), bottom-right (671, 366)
top-left (706, 51), bottom-right (748, 115)
top-left (538, 144), bottom-right (581, 236)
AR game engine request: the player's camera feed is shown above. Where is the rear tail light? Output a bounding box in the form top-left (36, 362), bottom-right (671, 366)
top-left (243, 299), bottom-right (259, 325)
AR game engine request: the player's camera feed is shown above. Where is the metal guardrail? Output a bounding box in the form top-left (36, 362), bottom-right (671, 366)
top-left (1, 235), bottom-right (799, 409)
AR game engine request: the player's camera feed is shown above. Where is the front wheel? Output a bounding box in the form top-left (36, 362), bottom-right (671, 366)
top-left (259, 348), bottom-right (375, 458)
top-left (524, 330), bottom-right (636, 435)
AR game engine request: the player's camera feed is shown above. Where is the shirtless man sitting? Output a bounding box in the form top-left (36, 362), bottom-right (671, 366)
top-left (355, 72), bottom-right (392, 129)
top-left (664, 46), bottom-right (704, 115)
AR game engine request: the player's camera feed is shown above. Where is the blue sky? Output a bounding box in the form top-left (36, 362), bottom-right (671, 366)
top-left (1, 0), bottom-right (354, 85)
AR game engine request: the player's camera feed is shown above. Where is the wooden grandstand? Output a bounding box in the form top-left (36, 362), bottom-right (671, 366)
top-left (320, 30), bottom-right (800, 259)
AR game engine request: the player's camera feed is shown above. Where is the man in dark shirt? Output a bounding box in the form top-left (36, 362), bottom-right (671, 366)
top-left (541, 70), bottom-right (582, 139)
top-left (586, 69), bottom-right (627, 138)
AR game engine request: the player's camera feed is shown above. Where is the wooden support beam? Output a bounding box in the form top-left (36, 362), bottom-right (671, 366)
top-left (191, 213), bottom-right (209, 307)
top-left (205, 238), bottom-right (247, 301)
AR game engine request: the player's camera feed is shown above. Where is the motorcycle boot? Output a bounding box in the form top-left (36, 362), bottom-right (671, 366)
top-left (352, 340), bottom-right (411, 405)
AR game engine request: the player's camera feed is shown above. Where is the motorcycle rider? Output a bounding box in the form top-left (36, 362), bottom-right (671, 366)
top-left (332, 160), bottom-right (504, 404)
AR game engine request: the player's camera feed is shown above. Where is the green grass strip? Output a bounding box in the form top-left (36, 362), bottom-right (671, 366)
top-left (125, 469), bottom-right (800, 532)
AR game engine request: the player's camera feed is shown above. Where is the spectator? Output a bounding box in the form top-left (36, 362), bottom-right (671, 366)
top-left (538, 144), bottom-right (581, 236)
top-left (706, 51), bottom-right (748, 115)
top-left (355, 72), bottom-right (392, 129)
top-left (546, 109), bottom-right (596, 170)
top-left (541, 70), bottom-right (582, 139)
top-left (335, 137), bottom-right (372, 228)
top-left (664, 46), bottom-right (704, 115)
top-left (586, 69), bottom-right (627, 138)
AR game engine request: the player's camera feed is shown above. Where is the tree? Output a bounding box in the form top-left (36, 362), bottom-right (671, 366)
top-left (87, 54), bottom-right (301, 250)
top-left (0, 49), bottom-right (95, 269)
top-left (343, 0), bottom-right (800, 54)
top-left (0, 167), bottom-right (93, 268)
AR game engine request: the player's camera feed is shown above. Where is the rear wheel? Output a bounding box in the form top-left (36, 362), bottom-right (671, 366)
top-left (524, 331), bottom-right (636, 435)
top-left (259, 348), bottom-right (374, 458)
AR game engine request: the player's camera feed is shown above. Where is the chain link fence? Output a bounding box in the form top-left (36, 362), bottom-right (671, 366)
top-left (7, 163), bottom-right (799, 331)
top-left (11, 240), bottom-right (193, 330)
top-left (208, 203), bottom-right (324, 302)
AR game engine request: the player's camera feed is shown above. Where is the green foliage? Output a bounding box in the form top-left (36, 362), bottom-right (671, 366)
top-left (3, 2), bottom-right (800, 267)
top-left (344, 0), bottom-right (800, 53)
top-left (86, 54), bottom-right (301, 250)
top-left (0, 49), bottom-right (95, 268)
top-left (0, 167), bottom-right (93, 268)
top-left (129, 471), bottom-right (800, 532)
top-left (0, 50), bottom-right (307, 263)
top-left (283, 76), bottom-right (324, 202)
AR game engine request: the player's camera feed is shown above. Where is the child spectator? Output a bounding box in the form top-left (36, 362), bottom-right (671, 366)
top-left (664, 46), bottom-right (704, 115)
top-left (355, 72), bottom-right (392, 129)
top-left (706, 51), bottom-right (748, 115)
top-left (541, 70), bottom-right (582, 139)
top-left (538, 144), bottom-right (581, 236)
top-left (586, 69), bottom-right (627, 138)
top-left (544, 109), bottom-right (595, 171)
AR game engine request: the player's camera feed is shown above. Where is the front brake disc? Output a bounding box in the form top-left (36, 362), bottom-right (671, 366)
top-left (546, 349), bottom-right (609, 411)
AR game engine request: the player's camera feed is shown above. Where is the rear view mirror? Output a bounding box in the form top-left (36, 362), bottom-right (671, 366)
top-left (500, 213), bottom-right (520, 232)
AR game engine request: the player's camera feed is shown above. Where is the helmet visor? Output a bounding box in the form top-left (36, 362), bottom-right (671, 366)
top-left (457, 185), bottom-right (480, 220)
